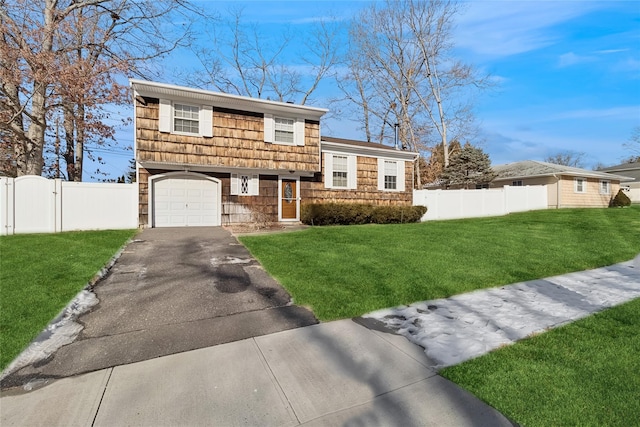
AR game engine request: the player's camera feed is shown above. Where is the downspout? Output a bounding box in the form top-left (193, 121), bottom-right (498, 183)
top-left (552, 174), bottom-right (561, 209)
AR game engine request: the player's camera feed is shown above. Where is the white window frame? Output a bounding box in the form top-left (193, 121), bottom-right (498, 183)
top-left (325, 153), bottom-right (357, 189)
top-left (230, 173), bottom-right (259, 196)
top-left (599, 180), bottom-right (610, 195)
top-left (263, 114), bottom-right (305, 146)
top-left (158, 99), bottom-right (212, 137)
top-left (173, 103), bottom-right (200, 135)
top-left (574, 177), bottom-right (586, 194)
top-left (377, 158), bottom-right (405, 192)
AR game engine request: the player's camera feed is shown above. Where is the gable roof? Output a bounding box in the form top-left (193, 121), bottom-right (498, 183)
top-left (598, 161), bottom-right (640, 182)
top-left (492, 160), bottom-right (633, 182)
top-left (130, 79), bottom-right (328, 120)
top-left (321, 136), bottom-right (418, 161)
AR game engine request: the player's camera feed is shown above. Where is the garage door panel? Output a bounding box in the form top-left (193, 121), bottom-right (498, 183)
top-left (153, 176), bottom-right (219, 227)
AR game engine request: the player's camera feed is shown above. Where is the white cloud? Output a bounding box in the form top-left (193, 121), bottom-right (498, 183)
top-left (553, 106), bottom-right (640, 121)
top-left (595, 49), bottom-right (629, 55)
top-left (455, 2), bottom-right (605, 57)
top-left (558, 52), bottom-right (597, 67)
top-left (613, 57), bottom-right (640, 74)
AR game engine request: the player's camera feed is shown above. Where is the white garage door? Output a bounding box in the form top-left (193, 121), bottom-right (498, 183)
top-left (153, 176), bottom-right (219, 227)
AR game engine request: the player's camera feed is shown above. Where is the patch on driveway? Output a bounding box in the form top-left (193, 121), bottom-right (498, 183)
top-left (1, 227), bottom-right (317, 391)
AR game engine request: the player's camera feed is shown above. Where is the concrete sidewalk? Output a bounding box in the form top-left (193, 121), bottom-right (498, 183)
top-left (0, 320), bottom-right (513, 427)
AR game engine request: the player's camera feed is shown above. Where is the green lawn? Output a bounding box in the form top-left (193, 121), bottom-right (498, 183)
top-left (0, 229), bottom-right (137, 370)
top-left (240, 207), bottom-right (640, 321)
top-left (441, 298), bottom-right (640, 426)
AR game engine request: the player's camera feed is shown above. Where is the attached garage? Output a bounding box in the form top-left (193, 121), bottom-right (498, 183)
top-left (152, 173), bottom-right (221, 227)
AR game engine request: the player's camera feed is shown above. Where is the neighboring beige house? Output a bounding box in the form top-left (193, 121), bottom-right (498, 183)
top-left (130, 79), bottom-right (417, 227)
top-left (491, 160), bottom-right (633, 208)
top-left (598, 161), bottom-right (640, 204)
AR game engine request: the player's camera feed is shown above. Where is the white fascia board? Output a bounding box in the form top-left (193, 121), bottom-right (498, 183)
top-left (138, 161), bottom-right (315, 177)
top-left (321, 141), bottom-right (418, 161)
top-left (130, 79), bottom-right (328, 120)
top-left (495, 171), bottom-right (633, 182)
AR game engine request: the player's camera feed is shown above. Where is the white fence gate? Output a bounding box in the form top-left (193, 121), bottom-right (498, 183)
top-left (1, 176), bottom-right (138, 235)
top-left (414, 186), bottom-right (548, 221)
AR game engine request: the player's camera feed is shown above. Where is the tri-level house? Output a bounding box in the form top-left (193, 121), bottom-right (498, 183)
top-left (131, 80), bottom-right (418, 227)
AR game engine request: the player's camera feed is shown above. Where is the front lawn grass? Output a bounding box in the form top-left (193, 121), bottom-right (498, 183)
top-left (440, 298), bottom-right (640, 426)
top-left (0, 229), bottom-right (137, 371)
top-left (240, 208), bottom-right (640, 321)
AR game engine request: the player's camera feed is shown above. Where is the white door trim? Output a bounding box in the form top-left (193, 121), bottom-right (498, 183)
top-left (278, 175), bottom-right (300, 222)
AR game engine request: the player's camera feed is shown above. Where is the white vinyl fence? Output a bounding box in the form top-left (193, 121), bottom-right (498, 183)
top-left (1, 176), bottom-right (138, 235)
top-left (414, 185), bottom-right (548, 221)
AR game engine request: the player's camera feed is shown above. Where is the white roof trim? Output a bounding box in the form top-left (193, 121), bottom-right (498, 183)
top-left (139, 160), bottom-right (316, 177)
top-left (130, 79), bottom-right (328, 119)
top-left (321, 140), bottom-right (418, 161)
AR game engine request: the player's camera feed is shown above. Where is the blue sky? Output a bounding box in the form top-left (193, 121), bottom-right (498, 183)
top-left (94, 0), bottom-right (640, 180)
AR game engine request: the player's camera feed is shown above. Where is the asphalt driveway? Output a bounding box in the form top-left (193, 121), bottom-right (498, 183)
top-left (2, 227), bottom-right (317, 389)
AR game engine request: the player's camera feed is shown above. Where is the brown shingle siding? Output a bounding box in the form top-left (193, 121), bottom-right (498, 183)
top-left (135, 99), bottom-right (321, 173)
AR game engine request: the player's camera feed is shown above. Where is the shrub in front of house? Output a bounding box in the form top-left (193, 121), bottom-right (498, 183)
top-left (610, 189), bottom-right (631, 207)
top-left (301, 203), bottom-right (427, 225)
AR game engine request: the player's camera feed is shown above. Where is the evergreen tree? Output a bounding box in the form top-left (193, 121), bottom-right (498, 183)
top-left (441, 143), bottom-right (496, 189)
top-left (126, 158), bottom-right (136, 183)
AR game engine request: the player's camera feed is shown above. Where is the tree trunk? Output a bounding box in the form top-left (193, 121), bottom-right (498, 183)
top-left (63, 102), bottom-right (77, 181)
top-left (75, 103), bottom-right (85, 181)
top-left (23, 82), bottom-right (46, 176)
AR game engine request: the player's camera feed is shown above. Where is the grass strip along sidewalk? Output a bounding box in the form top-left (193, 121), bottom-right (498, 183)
top-left (0, 229), bottom-right (137, 371)
top-left (241, 207), bottom-right (640, 426)
top-left (441, 298), bottom-right (640, 426)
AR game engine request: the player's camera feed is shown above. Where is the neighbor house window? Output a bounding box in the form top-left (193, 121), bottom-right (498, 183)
top-left (574, 178), bottom-right (586, 193)
top-left (384, 161), bottom-right (398, 190)
top-left (231, 174), bottom-right (259, 196)
top-left (332, 155), bottom-right (348, 188)
top-left (600, 180), bottom-right (610, 195)
top-left (512, 180), bottom-right (523, 186)
top-left (174, 103), bottom-right (200, 134)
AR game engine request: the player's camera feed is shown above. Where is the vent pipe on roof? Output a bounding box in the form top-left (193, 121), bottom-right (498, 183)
top-left (394, 123), bottom-right (399, 150)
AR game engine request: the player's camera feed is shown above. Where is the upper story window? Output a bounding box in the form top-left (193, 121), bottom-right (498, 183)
top-left (158, 99), bottom-right (212, 137)
top-left (574, 178), bottom-right (586, 193)
top-left (377, 158), bottom-right (405, 191)
top-left (600, 180), bottom-right (610, 195)
top-left (512, 180), bottom-right (523, 186)
top-left (325, 153), bottom-right (357, 189)
top-left (275, 118), bottom-right (295, 144)
top-left (174, 104), bottom-right (199, 134)
top-left (264, 114), bottom-right (305, 146)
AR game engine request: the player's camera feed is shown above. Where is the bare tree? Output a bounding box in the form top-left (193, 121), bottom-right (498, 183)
top-left (0, 0), bottom-right (199, 178)
top-left (544, 151), bottom-right (586, 168)
top-left (339, 0), bottom-right (491, 187)
top-left (186, 7), bottom-right (341, 105)
top-left (623, 126), bottom-right (640, 163)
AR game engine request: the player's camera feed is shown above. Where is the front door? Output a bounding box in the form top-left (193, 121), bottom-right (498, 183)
top-left (281, 179), bottom-right (297, 220)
